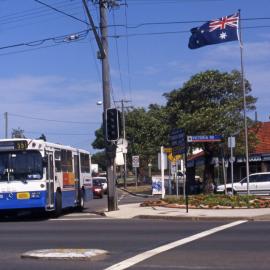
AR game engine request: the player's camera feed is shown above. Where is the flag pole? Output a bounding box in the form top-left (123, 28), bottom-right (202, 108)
top-left (238, 9), bottom-right (250, 195)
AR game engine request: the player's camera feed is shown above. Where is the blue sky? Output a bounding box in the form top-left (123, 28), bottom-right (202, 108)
top-left (0, 0), bottom-right (270, 153)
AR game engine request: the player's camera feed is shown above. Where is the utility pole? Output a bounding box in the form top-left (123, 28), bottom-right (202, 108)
top-left (83, 0), bottom-right (118, 211)
top-left (115, 99), bottom-right (132, 189)
top-left (4, 112), bottom-right (8, 138)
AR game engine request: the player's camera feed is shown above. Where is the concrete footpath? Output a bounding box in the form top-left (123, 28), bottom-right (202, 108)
top-left (104, 203), bottom-right (270, 221)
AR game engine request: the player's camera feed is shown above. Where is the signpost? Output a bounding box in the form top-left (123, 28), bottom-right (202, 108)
top-left (228, 136), bottom-right (236, 192)
top-left (170, 128), bottom-right (188, 213)
top-left (170, 128), bottom-right (186, 156)
top-left (132, 155), bottom-right (139, 168)
top-left (187, 135), bottom-right (222, 143)
top-left (132, 155), bottom-right (140, 187)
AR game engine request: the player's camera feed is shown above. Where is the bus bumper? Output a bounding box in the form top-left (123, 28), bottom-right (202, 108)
top-left (0, 191), bottom-right (47, 210)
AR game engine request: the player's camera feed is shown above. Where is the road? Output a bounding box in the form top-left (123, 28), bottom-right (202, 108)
top-left (1, 192), bottom-right (270, 270)
top-left (84, 188), bottom-right (153, 214)
top-left (0, 215), bottom-right (269, 270)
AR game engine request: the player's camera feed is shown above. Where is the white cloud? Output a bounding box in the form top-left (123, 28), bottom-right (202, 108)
top-left (0, 75), bottom-right (103, 151)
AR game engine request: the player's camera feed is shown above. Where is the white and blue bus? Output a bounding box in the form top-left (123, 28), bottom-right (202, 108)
top-left (0, 138), bottom-right (93, 216)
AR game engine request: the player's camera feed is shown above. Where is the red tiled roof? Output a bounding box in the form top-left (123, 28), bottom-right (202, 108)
top-left (253, 122), bottom-right (270, 154)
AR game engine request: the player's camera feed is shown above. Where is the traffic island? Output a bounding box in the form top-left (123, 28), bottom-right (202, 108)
top-left (21, 248), bottom-right (109, 260)
top-left (141, 195), bottom-right (270, 209)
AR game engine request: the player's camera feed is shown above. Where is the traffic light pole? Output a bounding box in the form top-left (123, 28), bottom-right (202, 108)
top-left (83, 0), bottom-right (117, 211)
top-left (99, 1), bottom-right (117, 211)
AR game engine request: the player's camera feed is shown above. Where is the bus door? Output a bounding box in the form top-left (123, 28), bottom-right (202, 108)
top-left (74, 154), bottom-right (80, 203)
top-left (45, 151), bottom-right (55, 209)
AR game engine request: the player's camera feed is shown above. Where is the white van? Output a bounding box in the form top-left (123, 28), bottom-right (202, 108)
top-left (216, 172), bottom-right (270, 195)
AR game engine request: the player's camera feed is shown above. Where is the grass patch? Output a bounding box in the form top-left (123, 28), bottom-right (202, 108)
top-left (124, 184), bottom-right (152, 195)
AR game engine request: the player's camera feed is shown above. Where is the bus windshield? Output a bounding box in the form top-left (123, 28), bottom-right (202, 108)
top-left (0, 151), bottom-right (43, 181)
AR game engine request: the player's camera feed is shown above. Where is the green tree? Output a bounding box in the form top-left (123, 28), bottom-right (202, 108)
top-left (91, 105), bottom-right (170, 175)
top-left (91, 124), bottom-right (105, 150)
top-left (125, 105), bottom-right (170, 173)
top-left (91, 151), bottom-right (106, 172)
top-left (164, 70), bottom-right (257, 192)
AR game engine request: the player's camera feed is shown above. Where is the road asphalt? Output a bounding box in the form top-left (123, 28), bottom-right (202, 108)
top-left (104, 202), bottom-right (270, 221)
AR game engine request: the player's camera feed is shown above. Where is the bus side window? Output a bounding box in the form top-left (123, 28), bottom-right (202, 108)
top-left (80, 153), bottom-right (90, 173)
top-left (61, 150), bottom-right (67, 172)
top-left (55, 150), bottom-right (61, 172)
top-left (61, 150), bottom-right (73, 172)
top-left (66, 150), bottom-right (73, 172)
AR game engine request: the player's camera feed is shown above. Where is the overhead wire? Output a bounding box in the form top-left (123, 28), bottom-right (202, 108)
top-left (24, 131), bottom-right (92, 136)
top-left (81, 1), bottom-right (102, 83)
top-left (0, 28), bottom-right (90, 50)
top-left (124, 0), bottom-right (133, 105)
top-left (33, 0), bottom-right (88, 25)
top-left (112, 9), bottom-right (125, 100)
top-left (0, 1), bottom-right (84, 28)
top-left (9, 113), bottom-right (100, 125)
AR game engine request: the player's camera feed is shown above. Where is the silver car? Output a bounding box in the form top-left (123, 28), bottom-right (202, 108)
top-left (216, 172), bottom-right (270, 195)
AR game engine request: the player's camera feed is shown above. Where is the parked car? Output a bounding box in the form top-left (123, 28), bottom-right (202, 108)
top-left (216, 172), bottom-right (270, 195)
top-left (93, 177), bottom-right (108, 194)
top-left (92, 178), bottom-right (104, 199)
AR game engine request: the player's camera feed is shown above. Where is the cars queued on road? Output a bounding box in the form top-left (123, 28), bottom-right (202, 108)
top-left (92, 176), bottom-right (108, 198)
top-left (92, 178), bottom-right (104, 199)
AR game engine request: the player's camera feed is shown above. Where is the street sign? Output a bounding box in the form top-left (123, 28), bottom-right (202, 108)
top-left (163, 147), bottom-right (172, 153)
top-left (187, 135), bottom-right (222, 143)
top-left (228, 136), bottom-right (236, 148)
top-left (168, 153), bottom-right (181, 162)
top-left (170, 128), bottom-right (186, 155)
top-left (158, 153), bottom-right (168, 170)
top-left (132, 155), bottom-right (140, 168)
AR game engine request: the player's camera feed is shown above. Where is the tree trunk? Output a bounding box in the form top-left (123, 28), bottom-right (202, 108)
top-left (203, 147), bottom-right (216, 193)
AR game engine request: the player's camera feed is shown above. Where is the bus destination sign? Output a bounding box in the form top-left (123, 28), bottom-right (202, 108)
top-left (0, 140), bottom-right (28, 151)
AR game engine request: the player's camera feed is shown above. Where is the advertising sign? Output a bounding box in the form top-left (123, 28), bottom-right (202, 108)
top-left (152, 176), bottom-right (162, 195)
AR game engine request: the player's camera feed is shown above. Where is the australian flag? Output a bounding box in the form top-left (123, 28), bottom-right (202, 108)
top-left (188, 13), bottom-right (239, 49)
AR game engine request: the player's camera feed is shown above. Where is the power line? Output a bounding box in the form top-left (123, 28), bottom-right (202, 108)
top-left (33, 0), bottom-right (88, 25)
top-left (25, 131), bottom-right (91, 136)
top-left (112, 9), bottom-right (125, 99)
top-left (0, 24), bottom-right (269, 56)
top-left (0, 29), bottom-right (90, 51)
top-left (106, 17), bottom-right (270, 30)
top-left (124, 0), bottom-right (133, 104)
top-left (9, 113), bottom-right (100, 125)
top-left (0, 1), bottom-right (83, 29)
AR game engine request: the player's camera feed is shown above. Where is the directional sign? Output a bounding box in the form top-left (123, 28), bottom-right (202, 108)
top-left (187, 135), bottom-right (222, 143)
top-left (170, 128), bottom-right (186, 155)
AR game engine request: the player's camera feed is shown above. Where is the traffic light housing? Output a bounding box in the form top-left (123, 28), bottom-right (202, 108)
top-left (106, 108), bottom-right (121, 141)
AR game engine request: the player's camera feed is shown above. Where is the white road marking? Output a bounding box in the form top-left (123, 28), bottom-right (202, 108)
top-left (21, 248), bottom-right (108, 260)
top-left (105, 220), bottom-right (248, 270)
top-left (63, 213), bottom-right (100, 217)
top-left (118, 194), bottom-right (126, 203)
top-left (49, 217), bottom-right (107, 221)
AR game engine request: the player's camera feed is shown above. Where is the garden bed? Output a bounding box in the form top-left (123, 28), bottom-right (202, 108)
top-left (141, 194), bottom-right (270, 209)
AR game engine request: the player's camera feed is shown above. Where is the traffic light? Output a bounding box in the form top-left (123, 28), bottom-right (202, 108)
top-left (106, 108), bottom-right (120, 141)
